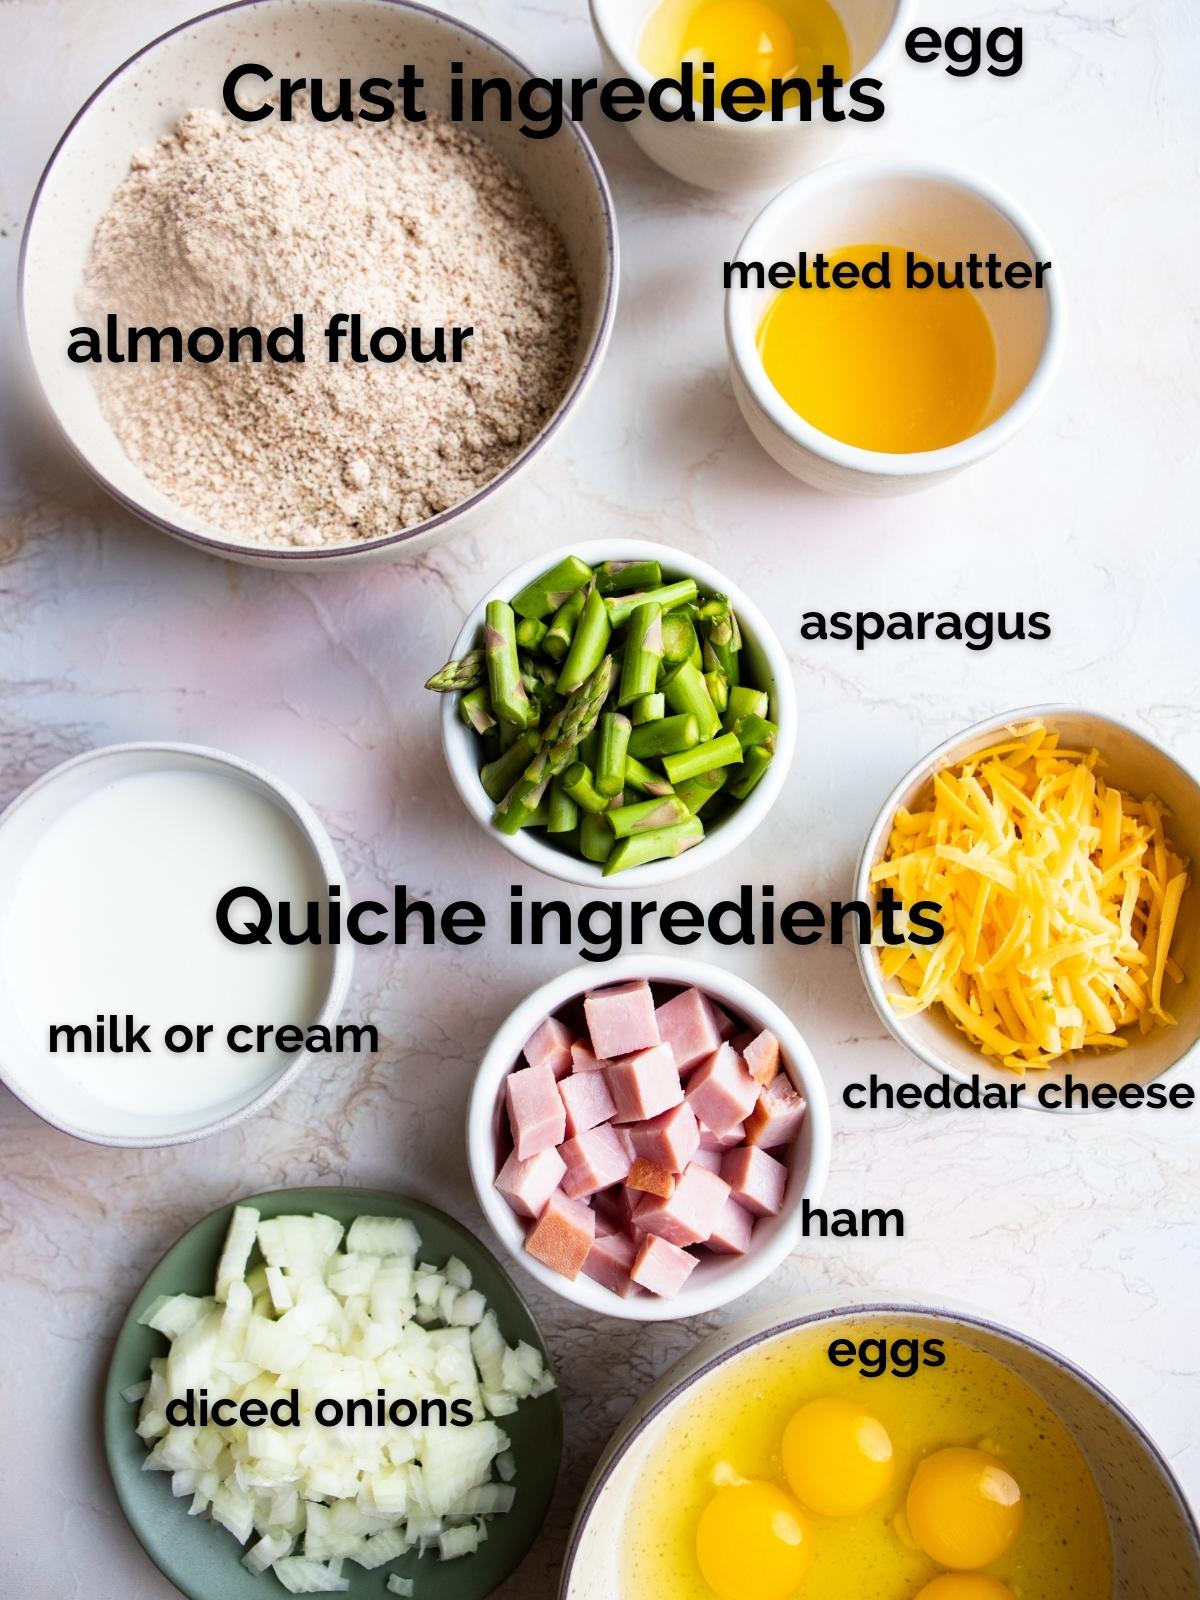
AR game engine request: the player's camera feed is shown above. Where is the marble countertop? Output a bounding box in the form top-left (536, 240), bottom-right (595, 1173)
top-left (1, 0), bottom-right (1198, 1594)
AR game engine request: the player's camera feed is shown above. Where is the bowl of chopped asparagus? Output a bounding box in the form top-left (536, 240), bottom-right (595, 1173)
top-left (426, 539), bottom-right (796, 886)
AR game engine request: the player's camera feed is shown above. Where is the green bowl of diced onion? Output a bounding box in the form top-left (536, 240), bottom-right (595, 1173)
top-left (105, 1188), bottom-right (562, 1600)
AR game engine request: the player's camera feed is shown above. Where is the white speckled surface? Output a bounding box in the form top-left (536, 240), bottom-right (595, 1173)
top-left (1, 1), bottom-right (1198, 1596)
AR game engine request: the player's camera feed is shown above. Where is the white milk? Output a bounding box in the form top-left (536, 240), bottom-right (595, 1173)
top-left (1, 767), bottom-right (331, 1117)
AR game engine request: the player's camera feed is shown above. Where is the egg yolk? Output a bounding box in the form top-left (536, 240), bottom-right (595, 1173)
top-left (695, 1480), bottom-right (814, 1600)
top-left (906, 1447), bottom-right (1024, 1570)
top-left (678, 0), bottom-right (798, 85)
top-left (638, 0), bottom-right (852, 98)
top-left (781, 1398), bottom-right (895, 1517)
top-left (914, 1577), bottom-right (1017, 1600)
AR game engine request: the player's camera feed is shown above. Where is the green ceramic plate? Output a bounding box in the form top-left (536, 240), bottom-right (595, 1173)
top-left (105, 1186), bottom-right (562, 1600)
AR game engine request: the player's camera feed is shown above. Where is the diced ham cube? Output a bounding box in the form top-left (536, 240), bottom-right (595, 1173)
top-left (495, 1145), bottom-right (567, 1220)
top-left (690, 1145), bottom-right (724, 1173)
top-left (699, 1121), bottom-right (744, 1151)
top-left (709, 1002), bottom-right (739, 1041)
top-left (558, 1070), bottom-right (617, 1137)
top-left (606, 1043), bottom-right (682, 1124)
top-left (743, 1029), bottom-right (782, 1086)
top-left (523, 1016), bottom-right (575, 1079)
top-left (722, 1144), bottom-right (787, 1217)
top-left (630, 1234), bottom-right (698, 1299)
top-left (582, 1230), bottom-right (637, 1294)
top-left (626, 1157), bottom-right (676, 1199)
top-left (686, 1043), bottom-right (758, 1137)
top-left (560, 1123), bottom-right (634, 1198)
top-left (525, 1189), bottom-right (595, 1280)
top-left (584, 979), bottom-right (660, 1060)
top-left (570, 1041), bottom-right (608, 1073)
top-left (635, 1161), bottom-right (731, 1247)
top-left (654, 988), bottom-right (723, 1074)
top-left (745, 1073), bottom-right (807, 1149)
top-left (628, 1101), bottom-right (700, 1172)
top-left (708, 1197), bottom-right (755, 1255)
top-left (506, 1064), bottom-right (566, 1160)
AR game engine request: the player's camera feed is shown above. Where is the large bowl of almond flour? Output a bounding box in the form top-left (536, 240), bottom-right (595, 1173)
top-left (20, 0), bottom-right (617, 565)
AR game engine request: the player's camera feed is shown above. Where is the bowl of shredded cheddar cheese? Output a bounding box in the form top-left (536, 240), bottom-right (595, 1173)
top-left (855, 708), bottom-right (1200, 1106)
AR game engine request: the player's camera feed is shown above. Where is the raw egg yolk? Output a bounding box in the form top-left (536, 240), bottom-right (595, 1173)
top-left (906, 1447), bottom-right (1024, 1570)
top-left (695, 1479), bottom-right (813, 1600)
top-left (677, 0), bottom-right (798, 86)
top-left (781, 1397), bottom-right (895, 1517)
top-left (914, 1577), bottom-right (1017, 1600)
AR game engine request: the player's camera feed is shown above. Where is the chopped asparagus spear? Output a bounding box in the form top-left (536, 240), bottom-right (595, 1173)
top-left (596, 712), bottom-right (632, 797)
top-left (480, 732), bottom-right (539, 801)
top-left (723, 685), bottom-right (769, 728)
top-left (459, 687), bottom-right (496, 735)
top-left (662, 659), bottom-right (721, 741)
top-left (603, 817), bottom-right (705, 875)
top-left (516, 617), bottom-right (548, 650)
top-left (557, 584), bottom-right (611, 694)
top-left (630, 692), bottom-right (666, 725)
top-left (546, 778), bottom-right (580, 834)
top-left (704, 669), bottom-right (729, 715)
top-left (604, 579), bottom-right (699, 629)
top-left (728, 742), bottom-right (774, 800)
top-left (510, 555), bottom-right (593, 620)
top-left (618, 603), bottom-right (664, 707)
top-left (604, 795), bottom-right (691, 838)
top-left (425, 648), bottom-right (485, 693)
top-left (485, 601), bottom-right (533, 729)
top-left (561, 761), bottom-right (609, 814)
top-left (698, 595), bottom-right (741, 685)
top-left (595, 558), bottom-right (662, 594)
top-left (543, 587), bottom-right (586, 662)
top-left (628, 713), bottom-right (700, 759)
top-left (493, 793), bottom-right (550, 834)
top-left (624, 754), bottom-right (675, 797)
top-left (662, 730), bottom-right (744, 785)
top-left (580, 812), bottom-right (614, 863)
top-left (732, 712), bottom-right (778, 752)
top-left (660, 611), bottom-right (699, 665)
top-left (674, 767), bottom-right (728, 814)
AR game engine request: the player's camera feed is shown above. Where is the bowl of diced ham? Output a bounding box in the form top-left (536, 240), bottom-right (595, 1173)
top-left (467, 958), bottom-right (830, 1320)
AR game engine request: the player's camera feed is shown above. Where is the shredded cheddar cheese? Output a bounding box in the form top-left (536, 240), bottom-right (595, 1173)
top-left (872, 722), bottom-right (1190, 1072)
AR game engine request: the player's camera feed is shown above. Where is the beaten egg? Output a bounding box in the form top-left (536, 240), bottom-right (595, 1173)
top-left (621, 1320), bottom-right (1112, 1600)
top-left (639, 0), bottom-right (851, 98)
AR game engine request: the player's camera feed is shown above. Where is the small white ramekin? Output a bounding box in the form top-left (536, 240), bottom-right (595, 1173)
top-left (440, 538), bottom-right (796, 889)
top-left (726, 157), bottom-right (1065, 494)
top-left (854, 707), bottom-right (1200, 1109)
top-left (466, 957), bottom-right (831, 1323)
top-left (0, 742), bottom-right (354, 1146)
top-left (589, 0), bottom-right (915, 192)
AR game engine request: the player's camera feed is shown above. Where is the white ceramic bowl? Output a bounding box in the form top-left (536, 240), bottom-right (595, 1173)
top-left (589, 0), bottom-right (914, 192)
top-left (0, 742), bottom-right (353, 1146)
top-left (440, 538), bottom-right (796, 889)
top-left (20, 0), bottom-right (617, 567)
top-left (726, 157), bottom-right (1065, 493)
top-left (854, 707), bottom-right (1200, 1107)
top-left (466, 957), bottom-right (831, 1323)
top-left (561, 1298), bottom-right (1200, 1597)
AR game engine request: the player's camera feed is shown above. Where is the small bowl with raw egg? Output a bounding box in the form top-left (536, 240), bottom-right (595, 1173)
top-left (854, 707), bottom-right (1200, 1109)
top-left (589, 0), bottom-right (915, 192)
top-left (560, 1298), bottom-right (1200, 1600)
top-left (725, 157), bottom-right (1065, 493)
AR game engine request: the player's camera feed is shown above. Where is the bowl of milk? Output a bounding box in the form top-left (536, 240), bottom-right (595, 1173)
top-left (0, 743), bottom-right (353, 1144)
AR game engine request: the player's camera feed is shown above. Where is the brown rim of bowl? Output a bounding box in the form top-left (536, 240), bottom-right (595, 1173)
top-left (18, 0), bottom-right (619, 563)
top-left (557, 1300), bottom-right (1200, 1598)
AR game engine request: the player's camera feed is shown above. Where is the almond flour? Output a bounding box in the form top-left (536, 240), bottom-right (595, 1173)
top-left (79, 107), bottom-right (580, 548)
